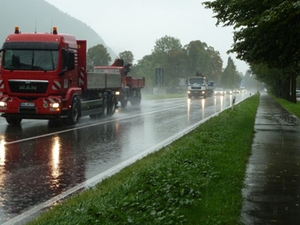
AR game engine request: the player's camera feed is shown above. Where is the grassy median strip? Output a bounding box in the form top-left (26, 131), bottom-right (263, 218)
top-left (28, 95), bottom-right (259, 225)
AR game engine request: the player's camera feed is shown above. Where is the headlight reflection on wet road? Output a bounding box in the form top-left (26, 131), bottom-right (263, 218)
top-left (0, 137), bottom-right (6, 166)
top-left (51, 136), bottom-right (61, 186)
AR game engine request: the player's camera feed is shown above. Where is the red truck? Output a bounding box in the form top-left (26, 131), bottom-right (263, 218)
top-left (93, 58), bottom-right (145, 108)
top-left (0, 27), bottom-right (121, 125)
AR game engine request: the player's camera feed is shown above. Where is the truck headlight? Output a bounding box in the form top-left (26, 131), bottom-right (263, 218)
top-left (187, 91), bottom-right (191, 94)
top-left (0, 102), bottom-right (7, 107)
top-left (50, 102), bottom-right (60, 108)
top-left (115, 91), bottom-right (120, 96)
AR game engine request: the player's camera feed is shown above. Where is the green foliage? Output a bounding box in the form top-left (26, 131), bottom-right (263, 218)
top-left (153, 35), bottom-right (182, 54)
top-left (185, 40), bottom-right (222, 82)
top-left (132, 37), bottom-right (223, 90)
top-left (221, 57), bottom-right (241, 88)
top-left (27, 95), bottom-right (260, 225)
top-left (87, 44), bottom-right (112, 71)
top-left (203, 0), bottom-right (300, 102)
top-left (118, 51), bottom-right (134, 64)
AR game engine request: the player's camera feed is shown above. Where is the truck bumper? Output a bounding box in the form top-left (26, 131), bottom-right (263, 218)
top-left (0, 95), bottom-right (64, 119)
top-left (188, 90), bottom-right (206, 97)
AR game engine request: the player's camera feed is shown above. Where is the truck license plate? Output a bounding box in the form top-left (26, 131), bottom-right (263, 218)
top-left (20, 102), bottom-right (35, 107)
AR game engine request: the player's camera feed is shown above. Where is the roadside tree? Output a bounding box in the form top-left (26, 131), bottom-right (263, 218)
top-left (119, 51), bottom-right (134, 65)
top-left (87, 44), bottom-right (111, 71)
top-left (203, 0), bottom-right (300, 102)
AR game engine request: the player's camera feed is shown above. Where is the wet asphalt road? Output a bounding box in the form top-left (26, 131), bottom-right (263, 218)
top-left (0, 93), bottom-right (248, 224)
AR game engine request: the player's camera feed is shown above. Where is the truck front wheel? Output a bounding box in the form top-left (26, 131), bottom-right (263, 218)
top-left (6, 117), bottom-right (22, 125)
top-left (67, 96), bottom-right (80, 125)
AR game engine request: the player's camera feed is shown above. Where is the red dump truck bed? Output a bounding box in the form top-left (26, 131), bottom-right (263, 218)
top-left (125, 76), bottom-right (145, 88)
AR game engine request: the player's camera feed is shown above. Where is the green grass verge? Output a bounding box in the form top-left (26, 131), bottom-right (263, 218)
top-left (27, 95), bottom-right (260, 225)
top-left (273, 97), bottom-right (300, 119)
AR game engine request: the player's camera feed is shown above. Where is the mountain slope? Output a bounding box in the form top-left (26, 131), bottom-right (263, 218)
top-left (0, 0), bottom-right (116, 58)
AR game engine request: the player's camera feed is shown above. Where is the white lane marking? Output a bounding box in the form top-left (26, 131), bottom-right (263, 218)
top-left (4, 104), bottom-right (186, 146)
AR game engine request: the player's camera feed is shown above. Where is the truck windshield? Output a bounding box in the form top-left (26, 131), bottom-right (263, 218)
top-left (189, 78), bottom-right (205, 85)
top-left (3, 49), bottom-right (58, 71)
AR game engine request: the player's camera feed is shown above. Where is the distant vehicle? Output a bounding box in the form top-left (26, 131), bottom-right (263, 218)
top-left (296, 89), bottom-right (300, 98)
top-left (225, 89), bottom-right (232, 94)
top-left (232, 89), bottom-right (240, 94)
top-left (214, 88), bottom-right (225, 95)
top-left (187, 74), bottom-right (214, 98)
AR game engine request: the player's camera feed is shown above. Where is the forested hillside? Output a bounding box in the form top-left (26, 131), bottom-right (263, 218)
top-left (0, 0), bottom-right (116, 57)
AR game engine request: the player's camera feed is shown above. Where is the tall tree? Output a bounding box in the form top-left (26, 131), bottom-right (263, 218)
top-left (87, 44), bottom-right (111, 71)
top-left (163, 48), bottom-right (187, 87)
top-left (119, 51), bottom-right (134, 65)
top-left (185, 40), bottom-right (222, 82)
top-left (132, 55), bottom-right (156, 93)
top-left (221, 57), bottom-right (241, 88)
top-left (153, 35), bottom-right (182, 54)
top-left (151, 36), bottom-right (183, 87)
top-left (203, 0), bottom-right (300, 102)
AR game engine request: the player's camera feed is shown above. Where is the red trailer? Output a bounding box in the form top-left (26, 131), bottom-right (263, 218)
top-left (93, 59), bottom-right (145, 108)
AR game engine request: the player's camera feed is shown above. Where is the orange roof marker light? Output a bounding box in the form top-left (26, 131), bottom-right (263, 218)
top-left (14, 26), bottom-right (20, 34)
top-left (53, 27), bottom-right (58, 34)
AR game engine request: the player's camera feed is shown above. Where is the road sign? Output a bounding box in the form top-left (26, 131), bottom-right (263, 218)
top-left (155, 68), bottom-right (164, 85)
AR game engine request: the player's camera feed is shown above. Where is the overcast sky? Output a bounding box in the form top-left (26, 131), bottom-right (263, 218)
top-left (45, 0), bottom-right (249, 74)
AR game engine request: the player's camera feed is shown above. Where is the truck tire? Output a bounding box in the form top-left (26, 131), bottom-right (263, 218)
top-left (107, 94), bottom-right (116, 116)
top-left (89, 96), bottom-right (108, 120)
top-left (67, 96), bottom-right (80, 125)
top-left (6, 117), bottom-right (22, 125)
top-left (102, 95), bottom-right (108, 117)
top-left (120, 98), bottom-right (127, 108)
top-left (131, 91), bottom-right (141, 106)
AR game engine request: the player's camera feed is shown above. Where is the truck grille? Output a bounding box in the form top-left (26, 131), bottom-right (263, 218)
top-left (8, 80), bottom-right (49, 94)
top-left (191, 87), bottom-right (202, 90)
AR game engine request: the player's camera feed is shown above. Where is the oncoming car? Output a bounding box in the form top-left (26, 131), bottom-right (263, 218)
top-left (225, 89), bottom-right (232, 94)
top-left (214, 88), bottom-right (225, 95)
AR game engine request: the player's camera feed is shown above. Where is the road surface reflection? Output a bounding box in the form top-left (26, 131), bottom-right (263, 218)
top-left (0, 94), bottom-right (249, 224)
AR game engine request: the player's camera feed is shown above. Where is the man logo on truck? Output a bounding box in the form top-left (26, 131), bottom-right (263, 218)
top-left (19, 85), bottom-right (37, 91)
